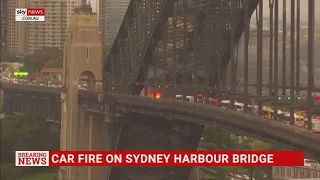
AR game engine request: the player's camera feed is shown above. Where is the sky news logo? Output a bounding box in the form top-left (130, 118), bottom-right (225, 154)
top-left (15, 8), bottom-right (45, 22)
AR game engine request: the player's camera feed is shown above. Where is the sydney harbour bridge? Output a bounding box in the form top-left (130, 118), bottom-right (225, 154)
top-left (0, 0), bottom-right (319, 180)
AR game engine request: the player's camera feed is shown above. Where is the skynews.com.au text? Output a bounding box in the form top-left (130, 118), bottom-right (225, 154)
top-left (15, 8), bottom-right (45, 22)
top-left (15, 151), bottom-right (305, 167)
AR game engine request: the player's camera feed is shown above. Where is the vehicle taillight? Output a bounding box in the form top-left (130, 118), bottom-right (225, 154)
top-left (197, 93), bottom-right (203, 99)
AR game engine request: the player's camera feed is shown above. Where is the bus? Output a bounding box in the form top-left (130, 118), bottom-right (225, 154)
top-left (262, 106), bottom-right (273, 120)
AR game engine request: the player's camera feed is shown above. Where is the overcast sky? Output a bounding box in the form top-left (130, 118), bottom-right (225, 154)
top-left (261, 0), bottom-right (320, 20)
top-left (88, 0), bottom-right (320, 19)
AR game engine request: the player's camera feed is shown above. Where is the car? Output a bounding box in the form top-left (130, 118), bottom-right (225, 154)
top-left (242, 174), bottom-right (250, 180)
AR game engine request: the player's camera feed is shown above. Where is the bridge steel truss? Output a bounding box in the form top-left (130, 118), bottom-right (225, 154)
top-left (103, 0), bottom-right (258, 93)
top-left (103, 0), bottom-right (259, 180)
top-left (3, 89), bottom-right (61, 123)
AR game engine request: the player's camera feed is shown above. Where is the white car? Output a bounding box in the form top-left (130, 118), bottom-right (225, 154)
top-left (242, 174), bottom-right (250, 180)
top-left (313, 122), bottom-right (320, 133)
top-left (235, 174), bottom-right (242, 178)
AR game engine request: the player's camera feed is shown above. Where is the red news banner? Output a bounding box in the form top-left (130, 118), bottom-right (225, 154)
top-left (15, 151), bottom-right (304, 167)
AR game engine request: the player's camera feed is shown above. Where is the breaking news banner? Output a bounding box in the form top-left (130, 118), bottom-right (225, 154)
top-left (15, 8), bottom-right (45, 22)
top-left (15, 151), bottom-right (304, 167)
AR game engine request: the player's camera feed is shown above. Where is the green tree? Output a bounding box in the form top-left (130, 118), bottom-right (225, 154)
top-left (0, 115), bottom-right (60, 179)
top-left (200, 127), bottom-right (245, 179)
top-left (43, 59), bottom-right (63, 68)
top-left (248, 140), bottom-right (272, 151)
top-left (1, 50), bottom-right (7, 61)
top-left (200, 127), bottom-right (239, 150)
top-left (245, 140), bottom-right (272, 180)
top-left (24, 47), bottom-right (63, 71)
top-left (0, 163), bottom-right (24, 180)
top-left (200, 128), bottom-right (277, 180)
top-left (1, 51), bottom-right (11, 62)
top-left (19, 65), bottom-right (35, 73)
top-left (1, 51), bottom-right (26, 62)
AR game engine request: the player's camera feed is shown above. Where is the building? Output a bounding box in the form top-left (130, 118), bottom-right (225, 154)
top-left (7, 0), bottom-right (28, 53)
top-left (6, 0), bottom-right (82, 54)
top-left (26, 0), bottom-right (81, 53)
top-left (98, 0), bottom-right (105, 44)
top-left (99, 0), bottom-right (130, 52)
top-left (272, 164), bottom-right (320, 179)
top-left (0, 0), bottom-right (8, 51)
top-left (40, 68), bottom-right (63, 81)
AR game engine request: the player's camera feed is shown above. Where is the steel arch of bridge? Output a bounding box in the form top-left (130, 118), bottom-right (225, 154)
top-left (103, 0), bottom-right (258, 95)
top-left (1, 0), bottom-right (318, 179)
top-left (102, 0), bottom-right (261, 180)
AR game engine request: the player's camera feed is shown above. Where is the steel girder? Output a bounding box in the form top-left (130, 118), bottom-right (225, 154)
top-left (101, 1), bottom-right (261, 180)
top-left (108, 114), bottom-right (204, 180)
top-left (209, 0), bottom-right (258, 84)
top-left (103, 0), bottom-right (259, 94)
top-left (103, 0), bottom-right (171, 94)
top-left (5, 92), bottom-right (60, 122)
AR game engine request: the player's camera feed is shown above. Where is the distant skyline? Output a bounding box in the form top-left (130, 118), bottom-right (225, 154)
top-left (88, 0), bottom-right (320, 19)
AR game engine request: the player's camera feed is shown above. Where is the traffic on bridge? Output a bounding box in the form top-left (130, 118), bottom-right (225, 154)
top-left (1, 0), bottom-right (320, 180)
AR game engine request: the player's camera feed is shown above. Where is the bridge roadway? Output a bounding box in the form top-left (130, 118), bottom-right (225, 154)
top-left (1, 81), bottom-right (320, 160)
top-left (3, 80), bottom-right (320, 94)
top-left (1, 81), bottom-right (61, 95)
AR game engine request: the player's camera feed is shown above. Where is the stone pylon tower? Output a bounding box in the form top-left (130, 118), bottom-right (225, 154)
top-left (59, 4), bottom-right (105, 180)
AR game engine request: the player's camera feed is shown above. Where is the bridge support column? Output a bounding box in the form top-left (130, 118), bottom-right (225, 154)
top-left (0, 89), bottom-right (3, 113)
top-left (77, 106), bottom-right (89, 180)
top-left (88, 116), bottom-right (105, 180)
top-left (188, 167), bottom-right (199, 180)
top-left (59, 5), bottom-right (102, 180)
top-left (60, 92), bottom-right (79, 180)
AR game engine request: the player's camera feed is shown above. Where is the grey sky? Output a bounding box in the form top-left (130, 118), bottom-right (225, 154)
top-left (261, 0), bottom-right (320, 20)
top-left (89, 0), bottom-right (319, 20)
top-left (87, 0), bottom-right (97, 12)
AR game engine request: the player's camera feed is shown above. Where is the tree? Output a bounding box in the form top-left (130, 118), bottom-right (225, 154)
top-left (19, 65), bottom-right (35, 73)
top-left (24, 47), bottom-right (63, 71)
top-left (43, 59), bottom-right (63, 68)
top-left (200, 126), bottom-right (239, 150)
top-left (200, 127), bottom-right (277, 180)
top-left (200, 127), bottom-right (245, 179)
top-left (0, 50), bottom-right (7, 62)
top-left (0, 115), bottom-right (60, 179)
top-left (1, 51), bottom-right (27, 63)
top-left (248, 140), bottom-right (272, 151)
top-left (2, 64), bottom-right (8, 70)
top-left (246, 140), bottom-right (272, 180)
top-left (0, 163), bottom-right (24, 180)
top-left (34, 47), bottom-right (63, 61)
